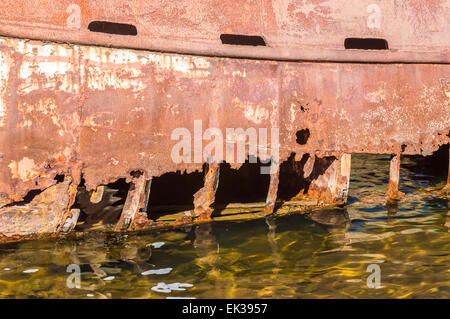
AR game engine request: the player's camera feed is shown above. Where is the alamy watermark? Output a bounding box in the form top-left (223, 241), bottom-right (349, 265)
top-left (66, 264), bottom-right (81, 289)
top-left (366, 264), bottom-right (381, 289)
top-left (170, 120), bottom-right (279, 175)
top-left (66, 4), bottom-right (81, 29)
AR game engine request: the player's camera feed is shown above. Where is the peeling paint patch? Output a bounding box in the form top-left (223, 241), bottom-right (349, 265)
top-left (147, 54), bottom-right (210, 77)
top-left (85, 66), bottom-right (145, 92)
top-left (365, 85), bottom-right (387, 103)
top-left (0, 51), bottom-right (11, 127)
top-left (234, 97), bottom-right (270, 124)
top-left (17, 41), bottom-right (78, 94)
top-left (8, 157), bottom-right (39, 181)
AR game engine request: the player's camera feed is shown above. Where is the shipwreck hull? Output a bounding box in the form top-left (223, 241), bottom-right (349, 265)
top-left (0, 0), bottom-right (448, 241)
top-left (0, 36), bottom-right (448, 241)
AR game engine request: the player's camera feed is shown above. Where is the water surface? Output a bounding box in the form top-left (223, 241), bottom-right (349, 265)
top-left (0, 154), bottom-right (448, 298)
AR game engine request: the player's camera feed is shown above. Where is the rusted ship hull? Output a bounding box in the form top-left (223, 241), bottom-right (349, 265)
top-left (0, 0), bottom-right (449, 241)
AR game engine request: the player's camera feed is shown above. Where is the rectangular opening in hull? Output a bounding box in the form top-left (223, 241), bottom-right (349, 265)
top-left (88, 21), bottom-right (138, 36)
top-left (344, 38), bottom-right (388, 50)
top-left (220, 34), bottom-right (266, 46)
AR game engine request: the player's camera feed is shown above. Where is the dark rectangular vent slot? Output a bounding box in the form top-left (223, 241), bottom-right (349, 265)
top-left (344, 38), bottom-right (388, 50)
top-left (220, 34), bottom-right (266, 46)
top-left (88, 21), bottom-right (137, 36)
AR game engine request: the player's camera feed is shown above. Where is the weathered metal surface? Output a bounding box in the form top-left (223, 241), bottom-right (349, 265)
top-left (447, 148), bottom-right (450, 190)
top-left (0, 177), bottom-right (77, 239)
top-left (0, 1), bottom-right (448, 63)
top-left (0, 32), bottom-right (448, 240)
top-left (264, 168), bottom-right (280, 215)
top-left (302, 154), bottom-right (353, 205)
top-left (443, 148), bottom-right (450, 194)
top-left (89, 185), bottom-right (104, 204)
top-left (386, 153), bottom-right (403, 200)
top-left (193, 162), bottom-right (220, 220)
top-left (114, 172), bottom-right (147, 231)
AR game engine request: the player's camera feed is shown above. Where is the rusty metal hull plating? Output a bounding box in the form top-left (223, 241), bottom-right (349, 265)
top-left (0, 34), bottom-right (448, 241)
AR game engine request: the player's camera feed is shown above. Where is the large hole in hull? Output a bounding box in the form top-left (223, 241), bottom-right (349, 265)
top-left (147, 169), bottom-right (204, 219)
top-left (74, 178), bottom-right (129, 230)
top-left (214, 158), bottom-right (271, 205)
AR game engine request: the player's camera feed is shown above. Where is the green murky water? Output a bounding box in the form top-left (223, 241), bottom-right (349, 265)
top-left (0, 154), bottom-right (448, 298)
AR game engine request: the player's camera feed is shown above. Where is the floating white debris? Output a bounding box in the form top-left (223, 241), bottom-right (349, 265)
top-left (151, 282), bottom-right (193, 293)
top-left (103, 276), bottom-right (115, 281)
top-left (23, 269), bottom-right (39, 273)
top-left (87, 294), bottom-right (94, 297)
top-left (169, 283), bottom-right (193, 291)
top-left (142, 268), bottom-right (173, 276)
top-left (151, 282), bottom-right (171, 293)
top-left (3, 268), bottom-right (10, 271)
top-left (151, 242), bottom-right (165, 248)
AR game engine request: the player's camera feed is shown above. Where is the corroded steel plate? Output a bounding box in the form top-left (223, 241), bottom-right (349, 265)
top-left (0, 36), bottom-right (448, 206)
